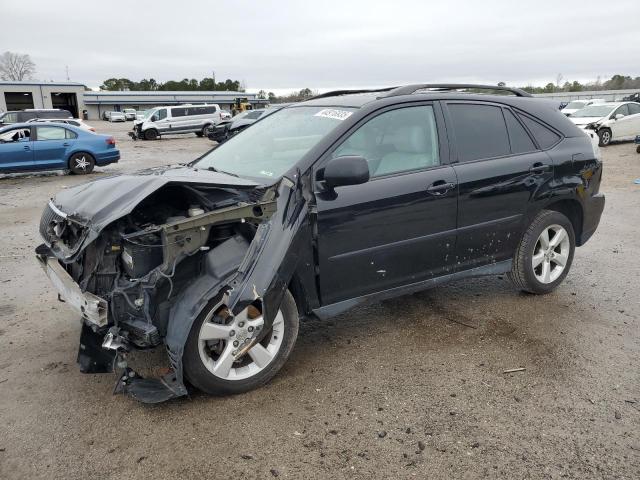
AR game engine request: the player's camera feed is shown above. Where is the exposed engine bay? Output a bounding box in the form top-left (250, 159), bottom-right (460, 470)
top-left (36, 166), bottom-right (309, 403)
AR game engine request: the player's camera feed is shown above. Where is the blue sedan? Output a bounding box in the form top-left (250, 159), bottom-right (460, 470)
top-left (0, 122), bottom-right (120, 175)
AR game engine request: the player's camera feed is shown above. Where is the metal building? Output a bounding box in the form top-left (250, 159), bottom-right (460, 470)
top-left (83, 91), bottom-right (268, 120)
top-left (0, 81), bottom-right (86, 118)
top-left (0, 82), bottom-right (268, 120)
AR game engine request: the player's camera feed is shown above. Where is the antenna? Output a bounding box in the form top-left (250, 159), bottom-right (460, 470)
top-left (65, 65), bottom-right (70, 81)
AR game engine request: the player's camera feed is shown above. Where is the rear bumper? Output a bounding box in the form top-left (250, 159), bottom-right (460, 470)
top-left (95, 150), bottom-right (120, 165)
top-left (579, 193), bottom-right (605, 245)
top-left (36, 251), bottom-right (108, 327)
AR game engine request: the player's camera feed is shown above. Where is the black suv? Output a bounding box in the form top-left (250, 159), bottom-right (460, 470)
top-left (36, 84), bottom-right (604, 403)
top-left (0, 109), bottom-right (72, 125)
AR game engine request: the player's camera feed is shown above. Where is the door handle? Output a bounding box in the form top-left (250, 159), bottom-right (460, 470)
top-left (426, 181), bottom-right (456, 195)
top-left (23, 145), bottom-right (30, 151)
top-left (62, 142), bottom-right (70, 147)
top-left (529, 163), bottom-right (550, 174)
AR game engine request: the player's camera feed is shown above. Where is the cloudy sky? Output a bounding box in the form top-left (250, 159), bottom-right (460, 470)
top-left (2, 0), bottom-right (638, 94)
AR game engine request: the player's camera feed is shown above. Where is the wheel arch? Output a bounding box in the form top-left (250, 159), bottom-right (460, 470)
top-left (540, 198), bottom-right (584, 245)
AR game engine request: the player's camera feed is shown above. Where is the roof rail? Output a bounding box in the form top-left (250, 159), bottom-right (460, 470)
top-left (383, 84), bottom-right (532, 98)
top-left (308, 87), bottom-right (396, 101)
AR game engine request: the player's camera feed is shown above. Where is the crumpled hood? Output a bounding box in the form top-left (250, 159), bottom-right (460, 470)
top-left (569, 116), bottom-right (604, 126)
top-left (51, 165), bottom-right (260, 231)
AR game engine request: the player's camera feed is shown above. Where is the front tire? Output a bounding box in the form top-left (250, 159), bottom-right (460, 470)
top-left (598, 128), bottom-right (612, 146)
top-left (183, 290), bottom-right (299, 395)
top-left (68, 153), bottom-right (95, 175)
top-left (144, 129), bottom-right (158, 141)
top-left (508, 210), bottom-right (575, 294)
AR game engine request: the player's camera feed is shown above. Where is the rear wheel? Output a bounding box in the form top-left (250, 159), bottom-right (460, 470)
top-left (144, 129), bottom-right (158, 141)
top-left (183, 290), bottom-right (299, 395)
top-left (508, 210), bottom-right (575, 294)
top-left (68, 153), bottom-right (95, 175)
top-left (598, 128), bottom-right (612, 146)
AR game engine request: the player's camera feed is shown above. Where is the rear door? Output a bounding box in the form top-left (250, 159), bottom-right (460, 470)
top-left (33, 125), bottom-right (76, 169)
top-left (628, 103), bottom-right (640, 136)
top-left (315, 103), bottom-right (458, 305)
top-left (0, 127), bottom-right (34, 171)
top-left (444, 102), bottom-right (556, 270)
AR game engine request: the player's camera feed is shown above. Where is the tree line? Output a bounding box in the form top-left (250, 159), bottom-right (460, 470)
top-left (99, 77), bottom-right (243, 92)
top-left (519, 74), bottom-right (640, 94)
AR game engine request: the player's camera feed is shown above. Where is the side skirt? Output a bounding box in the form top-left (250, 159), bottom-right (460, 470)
top-left (312, 259), bottom-right (512, 320)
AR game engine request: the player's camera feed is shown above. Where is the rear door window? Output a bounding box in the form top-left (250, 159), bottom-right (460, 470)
top-left (448, 103), bottom-right (510, 162)
top-left (171, 107), bottom-right (187, 117)
top-left (36, 126), bottom-right (67, 140)
top-left (503, 109), bottom-right (537, 154)
top-left (516, 113), bottom-right (561, 149)
top-left (628, 103), bottom-right (640, 115)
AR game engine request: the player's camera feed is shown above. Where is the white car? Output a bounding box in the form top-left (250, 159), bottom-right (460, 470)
top-left (569, 102), bottom-right (640, 146)
top-left (26, 118), bottom-right (96, 132)
top-left (123, 108), bottom-right (137, 121)
top-left (136, 110), bottom-right (148, 121)
top-left (108, 111), bottom-right (126, 122)
top-left (561, 99), bottom-right (604, 116)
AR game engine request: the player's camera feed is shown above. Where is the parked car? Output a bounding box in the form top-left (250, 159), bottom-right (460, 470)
top-left (560, 99), bottom-right (604, 116)
top-left (135, 110), bottom-right (148, 121)
top-left (35, 84), bottom-right (604, 403)
top-left (0, 122), bottom-right (119, 174)
top-left (26, 118), bottom-right (96, 132)
top-left (108, 111), bottom-right (126, 122)
top-left (123, 108), bottom-right (137, 121)
top-left (130, 104), bottom-right (229, 140)
top-left (635, 134), bottom-right (640, 153)
top-left (568, 101), bottom-right (640, 146)
top-left (0, 109), bottom-right (72, 126)
top-left (207, 108), bottom-right (270, 143)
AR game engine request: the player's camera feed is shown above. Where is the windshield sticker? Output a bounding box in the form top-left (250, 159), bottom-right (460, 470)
top-left (314, 109), bottom-right (353, 121)
top-left (259, 170), bottom-right (274, 177)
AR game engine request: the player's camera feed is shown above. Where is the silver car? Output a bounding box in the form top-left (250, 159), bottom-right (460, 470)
top-left (108, 111), bottom-right (126, 122)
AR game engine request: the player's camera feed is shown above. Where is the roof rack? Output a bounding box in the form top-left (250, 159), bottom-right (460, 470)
top-left (383, 84), bottom-right (532, 98)
top-left (308, 87), bottom-right (396, 101)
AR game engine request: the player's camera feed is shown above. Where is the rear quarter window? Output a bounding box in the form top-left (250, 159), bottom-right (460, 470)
top-left (504, 109), bottom-right (537, 154)
top-left (516, 112), bottom-right (561, 149)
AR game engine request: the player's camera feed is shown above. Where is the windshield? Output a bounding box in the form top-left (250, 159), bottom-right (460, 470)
top-left (124, 109), bottom-right (135, 113)
top-left (565, 101), bottom-right (587, 109)
top-left (571, 105), bottom-right (615, 118)
top-left (195, 106), bottom-right (356, 180)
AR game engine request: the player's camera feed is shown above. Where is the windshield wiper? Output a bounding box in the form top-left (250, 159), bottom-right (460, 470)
top-left (207, 166), bottom-right (239, 178)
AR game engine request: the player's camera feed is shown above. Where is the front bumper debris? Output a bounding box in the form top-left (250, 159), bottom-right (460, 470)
top-left (36, 252), bottom-right (108, 327)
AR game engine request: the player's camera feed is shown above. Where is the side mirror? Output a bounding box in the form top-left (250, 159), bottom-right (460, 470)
top-left (151, 115), bottom-right (158, 122)
top-left (614, 113), bottom-right (624, 120)
top-left (323, 156), bottom-right (370, 188)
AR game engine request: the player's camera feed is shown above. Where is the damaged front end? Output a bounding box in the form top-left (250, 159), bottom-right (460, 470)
top-left (36, 166), bottom-right (308, 403)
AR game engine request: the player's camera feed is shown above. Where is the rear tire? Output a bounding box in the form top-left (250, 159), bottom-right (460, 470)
top-left (144, 129), bottom-right (158, 141)
top-left (508, 210), bottom-right (575, 294)
top-left (68, 153), bottom-right (95, 175)
top-left (598, 128), bottom-right (612, 146)
top-left (183, 290), bottom-right (299, 395)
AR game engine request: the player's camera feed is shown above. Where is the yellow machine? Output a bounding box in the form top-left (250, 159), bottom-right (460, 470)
top-left (232, 97), bottom-right (253, 116)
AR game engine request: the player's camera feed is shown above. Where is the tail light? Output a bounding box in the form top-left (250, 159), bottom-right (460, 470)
top-left (105, 136), bottom-right (116, 146)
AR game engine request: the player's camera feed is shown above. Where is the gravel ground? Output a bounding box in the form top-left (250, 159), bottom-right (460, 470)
top-left (0, 121), bottom-right (639, 479)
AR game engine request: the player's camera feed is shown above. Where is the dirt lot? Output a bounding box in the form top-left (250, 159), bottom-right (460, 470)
top-left (0, 121), bottom-right (639, 479)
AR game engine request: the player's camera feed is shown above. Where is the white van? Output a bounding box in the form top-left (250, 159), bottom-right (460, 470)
top-left (131, 104), bottom-right (231, 140)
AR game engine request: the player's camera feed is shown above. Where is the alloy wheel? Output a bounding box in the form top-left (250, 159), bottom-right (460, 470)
top-left (198, 304), bottom-right (285, 380)
top-left (532, 224), bottom-right (570, 284)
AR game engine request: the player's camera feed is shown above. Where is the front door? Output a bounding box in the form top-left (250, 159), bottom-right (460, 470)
top-left (315, 104), bottom-right (458, 305)
top-left (0, 127), bottom-right (34, 171)
top-left (444, 102), bottom-right (555, 270)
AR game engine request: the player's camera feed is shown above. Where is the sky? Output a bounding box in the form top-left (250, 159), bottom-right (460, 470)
top-left (1, 0), bottom-right (638, 95)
